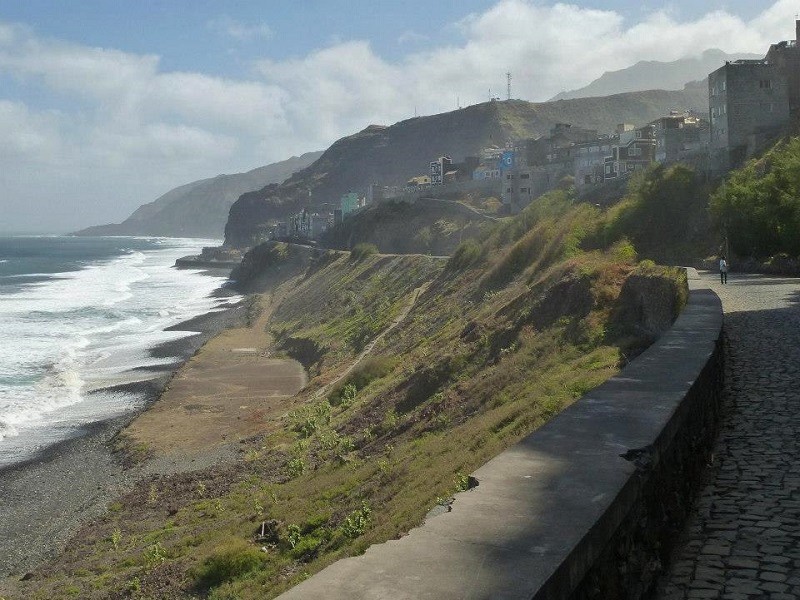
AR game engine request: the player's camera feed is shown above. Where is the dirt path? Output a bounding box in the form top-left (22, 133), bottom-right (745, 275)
top-left (313, 281), bottom-right (431, 400)
top-left (123, 289), bottom-right (307, 461)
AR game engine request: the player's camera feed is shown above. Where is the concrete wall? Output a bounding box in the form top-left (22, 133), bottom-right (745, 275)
top-left (276, 271), bottom-right (724, 600)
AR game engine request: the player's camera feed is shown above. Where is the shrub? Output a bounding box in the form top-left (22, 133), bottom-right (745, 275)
top-left (328, 357), bottom-right (397, 405)
top-left (340, 502), bottom-right (372, 539)
top-left (447, 239), bottom-right (484, 271)
top-left (350, 243), bottom-right (378, 262)
top-left (193, 539), bottom-right (264, 589)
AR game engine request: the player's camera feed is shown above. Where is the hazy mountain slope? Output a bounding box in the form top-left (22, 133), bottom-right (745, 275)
top-left (225, 88), bottom-right (708, 246)
top-left (550, 49), bottom-right (761, 101)
top-left (74, 152), bottom-right (322, 238)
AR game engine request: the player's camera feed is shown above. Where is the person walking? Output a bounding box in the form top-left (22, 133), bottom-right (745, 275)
top-left (719, 255), bottom-right (728, 284)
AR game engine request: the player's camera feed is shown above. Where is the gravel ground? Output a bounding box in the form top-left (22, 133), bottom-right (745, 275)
top-left (655, 270), bottom-right (800, 599)
top-left (0, 301), bottom-right (246, 579)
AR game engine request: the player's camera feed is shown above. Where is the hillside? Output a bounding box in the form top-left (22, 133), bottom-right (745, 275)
top-left (74, 152), bottom-right (322, 238)
top-left (1, 191), bottom-right (688, 599)
top-left (224, 88), bottom-right (708, 247)
top-left (320, 198), bottom-right (496, 256)
top-left (550, 49), bottom-right (761, 101)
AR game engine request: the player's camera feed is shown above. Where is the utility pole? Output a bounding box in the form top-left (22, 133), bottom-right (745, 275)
top-left (507, 72), bottom-right (512, 101)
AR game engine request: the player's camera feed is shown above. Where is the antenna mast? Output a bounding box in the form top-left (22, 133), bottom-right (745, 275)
top-left (507, 72), bottom-right (512, 101)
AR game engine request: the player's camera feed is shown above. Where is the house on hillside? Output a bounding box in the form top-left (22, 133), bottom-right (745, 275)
top-left (708, 59), bottom-right (790, 173)
top-left (407, 175), bottom-right (431, 187)
top-left (340, 192), bottom-right (360, 218)
top-left (573, 137), bottom-right (615, 189)
top-left (765, 22), bottom-right (800, 114)
top-left (430, 156), bottom-right (452, 186)
top-left (652, 112), bottom-right (709, 169)
top-left (603, 125), bottom-right (656, 181)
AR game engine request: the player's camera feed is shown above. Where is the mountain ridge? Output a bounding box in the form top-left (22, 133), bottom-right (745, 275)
top-left (74, 151), bottom-right (323, 239)
top-left (549, 49), bottom-right (762, 101)
top-left (224, 87), bottom-right (709, 247)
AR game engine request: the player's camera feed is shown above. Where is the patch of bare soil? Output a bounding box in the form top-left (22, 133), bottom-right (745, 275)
top-left (123, 291), bottom-right (307, 461)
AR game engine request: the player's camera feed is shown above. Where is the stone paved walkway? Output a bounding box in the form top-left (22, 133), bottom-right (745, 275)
top-left (655, 272), bottom-right (800, 599)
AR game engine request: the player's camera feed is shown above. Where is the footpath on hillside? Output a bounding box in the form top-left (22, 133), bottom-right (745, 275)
top-left (656, 271), bottom-right (800, 599)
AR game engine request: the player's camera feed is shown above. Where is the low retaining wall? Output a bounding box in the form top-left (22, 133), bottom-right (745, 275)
top-left (277, 270), bottom-right (723, 600)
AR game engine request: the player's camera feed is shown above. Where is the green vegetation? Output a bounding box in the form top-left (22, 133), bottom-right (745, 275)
top-left (6, 190), bottom-right (687, 600)
top-left (447, 239), bottom-right (484, 272)
top-left (597, 164), bottom-right (711, 263)
top-left (327, 357), bottom-right (398, 406)
top-left (710, 137), bottom-right (800, 259)
top-left (349, 243), bottom-right (378, 262)
top-left (192, 538), bottom-right (266, 589)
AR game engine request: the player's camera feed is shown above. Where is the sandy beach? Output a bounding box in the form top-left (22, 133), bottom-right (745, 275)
top-left (0, 297), bottom-right (247, 578)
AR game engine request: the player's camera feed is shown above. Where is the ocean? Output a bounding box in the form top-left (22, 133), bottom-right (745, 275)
top-left (0, 236), bottom-right (240, 468)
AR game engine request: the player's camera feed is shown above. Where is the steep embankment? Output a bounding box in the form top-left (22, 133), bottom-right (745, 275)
top-left (2, 192), bottom-right (687, 600)
top-left (75, 152), bottom-right (321, 238)
top-left (224, 88), bottom-right (708, 246)
top-left (319, 199), bottom-right (495, 255)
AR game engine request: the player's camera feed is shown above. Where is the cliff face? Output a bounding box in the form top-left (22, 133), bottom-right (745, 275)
top-left (74, 152), bottom-right (322, 239)
top-left (224, 89), bottom-right (708, 247)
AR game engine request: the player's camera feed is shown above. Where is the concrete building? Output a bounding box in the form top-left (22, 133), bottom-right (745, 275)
top-left (652, 113), bottom-right (709, 166)
top-left (340, 192), bottom-right (360, 218)
top-left (604, 125), bottom-right (656, 181)
top-left (473, 162), bottom-right (501, 180)
top-left (573, 137), bottom-right (615, 189)
top-left (765, 21), bottom-right (800, 113)
top-left (310, 213), bottom-right (332, 238)
top-left (429, 156), bottom-right (452, 185)
top-left (709, 60), bottom-right (790, 173)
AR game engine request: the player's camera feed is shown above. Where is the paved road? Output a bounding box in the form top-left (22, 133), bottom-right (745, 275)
top-left (655, 272), bottom-right (800, 599)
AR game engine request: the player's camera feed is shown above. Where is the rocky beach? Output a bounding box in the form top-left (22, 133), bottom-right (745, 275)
top-left (0, 297), bottom-right (248, 578)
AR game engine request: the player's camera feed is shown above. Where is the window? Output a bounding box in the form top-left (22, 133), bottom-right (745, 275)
top-left (722, 81), bottom-right (726, 91)
top-left (506, 187), bottom-right (512, 193)
top-left (760, 79), bottom-right (772, 89)
top-left (520, 173), bottom-right (530, 179)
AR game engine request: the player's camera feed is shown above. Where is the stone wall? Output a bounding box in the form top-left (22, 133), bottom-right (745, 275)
top-left (276, 271), bottom-right (723, 600)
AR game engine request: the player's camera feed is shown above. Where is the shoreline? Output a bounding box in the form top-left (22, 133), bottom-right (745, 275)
top-left (0, 280), bottom-right (247, 578)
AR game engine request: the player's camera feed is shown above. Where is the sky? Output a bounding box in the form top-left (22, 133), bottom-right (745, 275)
top-left (0, 0), bottom-right (797, 233)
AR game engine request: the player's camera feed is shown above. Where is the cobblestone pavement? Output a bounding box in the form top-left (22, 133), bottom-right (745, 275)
top-left (655, 272), bottom-right (800, 599)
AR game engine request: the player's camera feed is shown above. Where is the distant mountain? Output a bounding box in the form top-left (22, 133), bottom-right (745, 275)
top-left (74, 152), bottom-right (322, 238)
top-left (225, 87), bottom-right (708, 247)
top-left (549, 49), bottom-right (762, 101)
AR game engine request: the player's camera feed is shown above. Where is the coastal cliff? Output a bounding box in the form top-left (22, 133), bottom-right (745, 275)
top-left (74, 152), bottom-right (321, 239)
top-left (1, 190), bottom-right (690, 599)
top-left (224, 88), bottom-right (707, 247)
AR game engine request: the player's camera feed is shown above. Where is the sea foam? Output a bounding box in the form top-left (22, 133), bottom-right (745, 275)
top-left (0, 238), bottom-right (239, 465)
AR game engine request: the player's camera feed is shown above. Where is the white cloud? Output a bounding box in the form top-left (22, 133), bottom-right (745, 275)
top-left (0, 100), bottom-right (63, 163)
top-left (0, 1), bottom-right (798, 231)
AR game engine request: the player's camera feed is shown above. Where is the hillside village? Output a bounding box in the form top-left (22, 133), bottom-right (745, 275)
top-left (9, 8), bottom-right (800, 600)
top-left (271, 20), bottom-right (800, 244)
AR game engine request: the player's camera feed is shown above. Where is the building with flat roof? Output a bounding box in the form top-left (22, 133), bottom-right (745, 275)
top-left (708, 60), bottom-right (789, 173)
